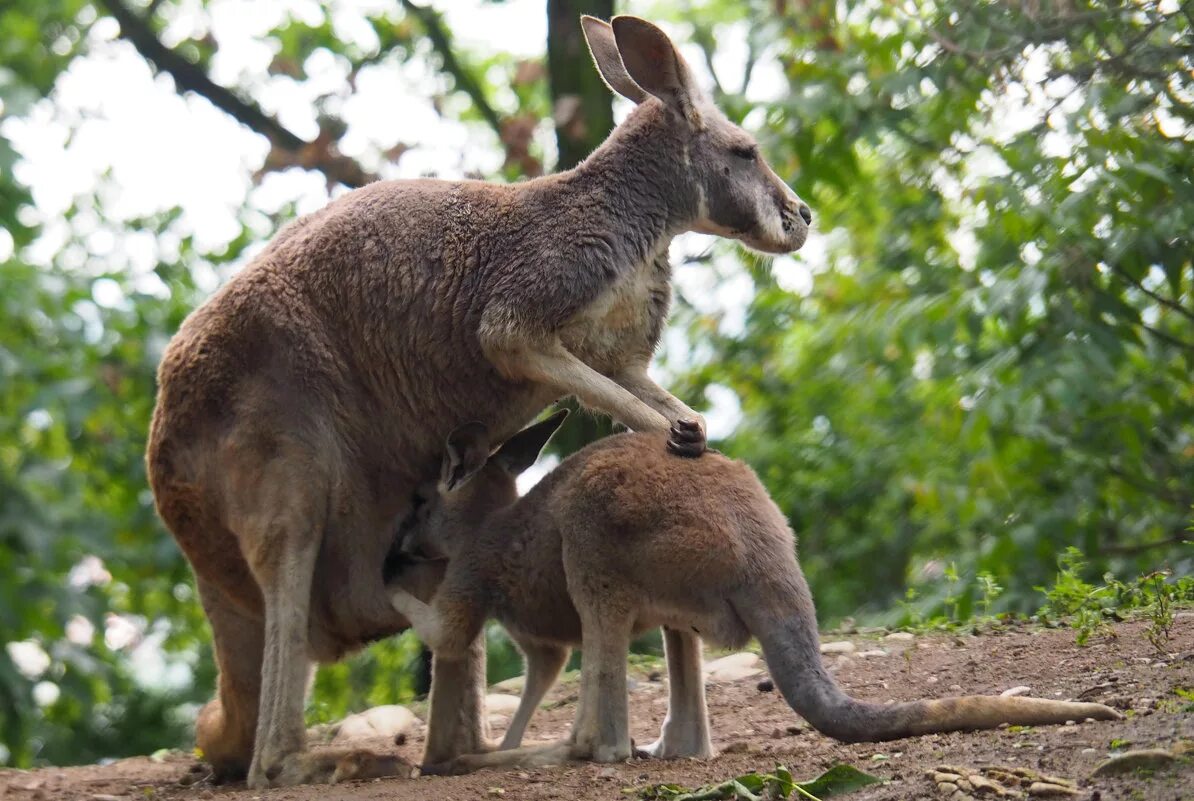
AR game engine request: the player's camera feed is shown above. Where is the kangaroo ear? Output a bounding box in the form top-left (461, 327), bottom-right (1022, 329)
top-left (493, 409), bottom-right (569, 477)
top-left (441, 421), bottom-right (490, 492)
top-left (610, 16), bottom-right (701, 123)
top-left (581, 15), bottom-right (648, 104)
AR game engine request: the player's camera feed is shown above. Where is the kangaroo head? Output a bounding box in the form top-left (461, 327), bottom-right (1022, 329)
top-left (398, 410), bottom-right (569, 561)
top-left (582, 15), bottom-right (812, 254)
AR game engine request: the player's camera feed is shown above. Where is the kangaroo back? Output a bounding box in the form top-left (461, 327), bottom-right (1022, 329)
top-left (733, 572), bottom-right (1121, 742)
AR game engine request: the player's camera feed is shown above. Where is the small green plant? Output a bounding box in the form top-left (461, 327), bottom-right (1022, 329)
top-left (1036, 548), bottom-right (1194, 650)
top-left (1110, 738), bottom-right (1132, 750)
top-left (976, 571), bottom-right (1003, 617)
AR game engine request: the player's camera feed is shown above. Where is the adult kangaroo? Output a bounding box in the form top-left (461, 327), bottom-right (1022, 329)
top-left (145, 14), bottom-right (812, 789)
top-left (389, 414), bottom-right (1122, 773)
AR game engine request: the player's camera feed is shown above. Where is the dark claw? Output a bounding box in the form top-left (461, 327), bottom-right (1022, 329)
top-left (667, 418), bottom-right (706, 458)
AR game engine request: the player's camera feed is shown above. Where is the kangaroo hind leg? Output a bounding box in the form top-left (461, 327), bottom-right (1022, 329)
top-left (501, 641), bottom-right (570, 750)
top-left (194, 578), bottom-right (264, 782)
top-left (638, 627), bottom-right (714, 759)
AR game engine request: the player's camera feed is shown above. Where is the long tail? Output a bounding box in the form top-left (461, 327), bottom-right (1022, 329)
top-left (734, 577), bottom-right (1122, 743)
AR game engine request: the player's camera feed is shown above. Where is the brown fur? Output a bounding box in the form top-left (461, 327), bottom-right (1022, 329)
top-left (389, 419), bottom-right (1123, 773)
top-left (145, 15), bottom-right (811, 789)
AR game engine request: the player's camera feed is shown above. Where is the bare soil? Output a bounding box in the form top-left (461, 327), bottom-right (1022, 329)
top-left (2, 620), bottom-right (1191, 801)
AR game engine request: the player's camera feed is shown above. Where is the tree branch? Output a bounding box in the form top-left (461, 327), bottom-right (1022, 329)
top-left (399, 0), bottom-right (504, 142)
top-left (1107, 262), bottom-right (1194, 323)
top-left (96, 0), bottom-right (375, 188)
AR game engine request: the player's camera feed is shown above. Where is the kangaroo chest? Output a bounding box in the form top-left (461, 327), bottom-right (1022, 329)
top-left (558, 251), bottom-right (672, 373)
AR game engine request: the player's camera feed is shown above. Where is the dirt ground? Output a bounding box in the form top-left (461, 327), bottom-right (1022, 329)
top-left (2, 619), bottom-right (1190, 801)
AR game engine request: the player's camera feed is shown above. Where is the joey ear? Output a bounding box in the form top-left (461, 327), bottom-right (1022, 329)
top-left (492, 409), bottom-right (569, 477)
top-left (610, 16), bottom-right (701, 122)
top-left (580, 15), bottom-right (648, 104)
top-left (441, 421), bottom-right (490, 492)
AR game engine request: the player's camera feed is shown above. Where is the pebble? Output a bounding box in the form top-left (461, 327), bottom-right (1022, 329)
top-left (820, 640), bottom-right (856, 654)
top-left (756, 678), bottom-right (775, 692)
top-left (856, 649), bottom-right (888, 658)
top-left (885, 632), bottom-right (915, 642)
top-left (1001, 685), bottom-right (1032, 697)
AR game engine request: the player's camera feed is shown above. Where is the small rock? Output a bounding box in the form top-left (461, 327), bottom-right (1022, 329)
top-left (937, 781), bottom-right (959, 793)
top-left (333, 704), bottom-right (418, 743)
top-left (820, 640), bottom-right (856, 654)
top-left (885, 632), bottom-right (915, 642)
top-left (485, 693), bottom-right (523, 714)
top-left (757, 678), bottom-right (775, 692)
top-left (1001, 686), bottom-right (1032, 697)
top-left (703, 652), bottom-right (762, 682)
top-left (949, 684), bottom-right (963, 692)
top-left (1081, 748), bottom-right (1096, 754)
top-left (1028, 782), bottom-right (1078, 796)
top-left (926, 675), bottom-right (939, 684)
top-left (931, 771), bottom-right (962, 783)
top-left (1064, 720), bottom-right (1076, 726)
top-left (720, 740), bottom-right (755, 754)
top-left (856, 649), bottom-right (888, 658)
top-left (957, 778), bottom-right (973, 791)
top-left (597, 767), bottom-right (618, 780)
top-left (786, 724), bottom-right (805, 736)
top-left (1134, 697), bottom-right (1155, 710)
top-left (771, 728), bottom-right (786, 739)
top-left (492, 675), bottom-right (525, 693)
top-left (1090, 749), bottom-right (1176, 777)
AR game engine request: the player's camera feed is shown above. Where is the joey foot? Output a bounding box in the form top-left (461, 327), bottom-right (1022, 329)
top-left (667, 418), bottom-right (706, 458)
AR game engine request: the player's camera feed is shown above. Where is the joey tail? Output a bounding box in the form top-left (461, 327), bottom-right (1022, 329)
top-left (732, 575), bottom-right (1122, 743)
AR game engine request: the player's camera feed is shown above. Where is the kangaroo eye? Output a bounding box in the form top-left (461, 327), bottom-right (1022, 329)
top-left (730, 145), bottom-right (758, 161)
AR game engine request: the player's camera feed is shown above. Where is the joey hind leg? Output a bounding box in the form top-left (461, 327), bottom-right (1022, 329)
top-left (638, 628), bottom-right (714, 759)
top-left (422, 633), bottom-right (491, 769)
top-left (501, 642), bottom-right (570, 749)
top-left (573, 608), bottom-right (634, 763)
top-left (194, 578), bottom-right (264, 782)
top-left (612, 366), bottom-right (707, 457)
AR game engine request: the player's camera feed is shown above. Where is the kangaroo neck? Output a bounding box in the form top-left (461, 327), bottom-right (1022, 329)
top-left (563, 102), bottom-right (699, 257)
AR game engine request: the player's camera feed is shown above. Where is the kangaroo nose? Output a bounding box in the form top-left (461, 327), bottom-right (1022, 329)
top-left (798, 203), bottom-right (812, 225)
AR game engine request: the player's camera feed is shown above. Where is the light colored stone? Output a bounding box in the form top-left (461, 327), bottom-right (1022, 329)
top-left (856, 649), bottom-right (888, 658)
top-left (820, 640), bottom-right (856, 654)
top-left (1090, 749), bottom-right (1176, 777)
top-left (1027, 781), bottom-right (1078, 796)
top-left (1000, 686), bottom-right (1032, 697)
top-left (485, 693), bottom-right (523, 714)
top-left (937, 781), bottom-right (959, 794)
top-left (492, 675), bottom-right (525, 693)
top-left (703, 652), bottom-right (763, 681)
top-left (363, 704), bottom-right (417, 735)
top-left (333, 704), bottom-right (418, 743)
top-left (884, 631), bottom-right (915, 642)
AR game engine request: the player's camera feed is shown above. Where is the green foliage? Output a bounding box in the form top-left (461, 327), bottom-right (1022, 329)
top-left (2, 0), bottom-right (1192, 769)
top-left (636, 763), bottom-right (882, 801)
top-left (1036, 547), bottom-right (1194, 648)
top-left (668, 0), bottom-right (1193, 622)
